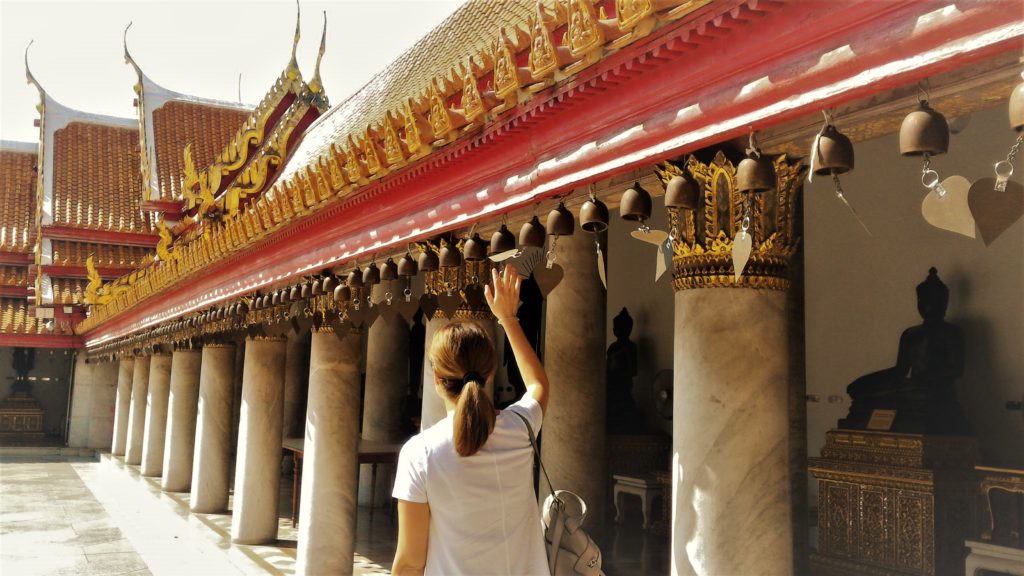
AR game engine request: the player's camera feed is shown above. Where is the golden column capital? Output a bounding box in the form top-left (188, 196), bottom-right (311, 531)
top-left (658, 150), bottom-right (804, 292)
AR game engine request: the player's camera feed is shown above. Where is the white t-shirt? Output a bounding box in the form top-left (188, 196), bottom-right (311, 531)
top-left (393, 395), bottom-right (549, 576)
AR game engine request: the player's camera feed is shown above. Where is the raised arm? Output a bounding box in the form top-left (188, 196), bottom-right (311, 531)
top-left (485, 264), bottom-right (549, 414)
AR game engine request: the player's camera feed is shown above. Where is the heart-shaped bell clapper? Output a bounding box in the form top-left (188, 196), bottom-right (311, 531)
top-left (657, 237), bottom-right (673, 282)
top-left (630, 226), bottom-right (669, 282)
top-left (732, 213), bottom-right (753, 282)
top-left (921, 175), bottom-right (975, 239)
top-left (969, 177), bottom-right (1024, 246)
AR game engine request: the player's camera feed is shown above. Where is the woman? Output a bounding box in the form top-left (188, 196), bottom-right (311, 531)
top-left (392, 264), bottom-right (550, 576)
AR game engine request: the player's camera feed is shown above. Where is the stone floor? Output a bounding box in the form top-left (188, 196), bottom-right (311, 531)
top-left (1, 450), bottom-right (666, 575)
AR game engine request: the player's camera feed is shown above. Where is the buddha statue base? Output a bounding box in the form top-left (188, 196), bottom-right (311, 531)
top-left (809, 430), bottom-right (978, 576)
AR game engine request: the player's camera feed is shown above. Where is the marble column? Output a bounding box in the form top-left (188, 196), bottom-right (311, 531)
top-left (125, 355), bottom-right (151, 466)
top-left (111, 358), bottom-right (135, 456)
top-left (190, 343), bottom-right (236, 513)
top-left (420, 313), bottom-right (497, 431)
top-left (296, 328), bottom-right (363, 576)
top-left (419, 316), bottom-right (451, 430)
top-left (67, 355), bottom-right (118, 449)
top-left (230, 337), bottom-right (286, 545)
top-left (283, 330), bottom-right (311, 440)
top-left (141, 353), bottom-right (172, 477)
top-left (671, 289), bottom-right (792, 575)
top-left (540, 231), bottom-right (608, 535)
top-left (161, 348), bottom-right (202, 492)
top-left (360, 284), bottom-right (409, 506)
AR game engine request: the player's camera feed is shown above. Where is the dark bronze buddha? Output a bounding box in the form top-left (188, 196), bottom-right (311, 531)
top-left (607, 308), bottom-right (642, 433)
top-left (840, 268), bottom-right (971, 434)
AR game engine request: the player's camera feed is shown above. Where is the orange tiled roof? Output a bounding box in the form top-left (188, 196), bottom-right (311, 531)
top-left (49, 240), bottom-right (150, 269)
top-left (50, 277), bottom-right (87, 305)
top-left (51, 122), bottom-right (155, 234)
top-left (0, 148), bottom-right (38, 254)
top-left (151, 101), bottom-right (250, 202)
top-left (0, 297), bottom-right (73, 336)
top-left (0, 266), bottom-right (29, 287)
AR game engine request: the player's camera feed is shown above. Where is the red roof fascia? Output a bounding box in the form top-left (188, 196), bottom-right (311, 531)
top-left (42, 225), bottom-right (159, 247)
top-left (0, 252), bottom-right (32, 266)
top-left (0, 333), bottom-right (81, 348)
top-left (0, 286), bottom-right (29, 298)
top-left (84, 0), bottom-right (1023, 344)
top-left (142, 199), bottom-right (184, 220)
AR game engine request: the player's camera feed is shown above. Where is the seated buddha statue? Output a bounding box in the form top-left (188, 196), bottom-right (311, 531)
top-left (839, 268), bottom-right (971, 434)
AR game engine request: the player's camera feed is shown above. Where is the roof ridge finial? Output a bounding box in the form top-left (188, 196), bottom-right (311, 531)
top-left (287, 0), bottom-right (301, 79)
top-left (25, 40), bottom-right (44, 96)
top-left (123, 22), bottom-right (144, 94)
top-left (308, 11), bottom-right (327, 94)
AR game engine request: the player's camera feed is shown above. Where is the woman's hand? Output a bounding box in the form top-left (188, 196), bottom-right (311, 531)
top-left (484, 263), bottom-right (521, 324)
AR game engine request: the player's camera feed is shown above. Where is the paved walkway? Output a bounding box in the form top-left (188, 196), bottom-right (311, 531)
top-left (0, 459), bottom-right (149, 575)
top-left (0, 453), bottom-right (395, 575)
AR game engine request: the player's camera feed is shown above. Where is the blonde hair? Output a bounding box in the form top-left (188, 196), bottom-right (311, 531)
top-left (429, 321), bottom-right (496, 456)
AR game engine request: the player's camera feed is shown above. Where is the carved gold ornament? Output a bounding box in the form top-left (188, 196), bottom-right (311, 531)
top-left (657, 151), bottom-right (803, 291)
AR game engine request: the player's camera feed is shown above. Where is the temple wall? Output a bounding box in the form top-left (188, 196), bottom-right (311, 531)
top-left (605, 208), bottom-right (675, 437)
top-left (0, 347), bottom-right (74, 438)
top-left (804, 103), bottom-right (1024, 478)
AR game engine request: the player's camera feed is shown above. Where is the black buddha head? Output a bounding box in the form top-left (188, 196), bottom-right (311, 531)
top-left (916, 267), bottom-right (949, 321)
top-left (613, 307), bottom-right (633, 340)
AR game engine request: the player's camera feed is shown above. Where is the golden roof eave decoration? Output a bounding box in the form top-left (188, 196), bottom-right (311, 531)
top-left (77, 0), bottom-right (713, 337)
top-left (657, 150), bottom-right (804, 291)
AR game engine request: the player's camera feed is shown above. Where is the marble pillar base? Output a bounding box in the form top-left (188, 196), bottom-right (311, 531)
top-left (672, 288), bottom-right (793, 576)
top-left (231, 338), bottom-right (286, 545)
top-left (162, 349), bottom-right (201, 492)
top-left (125, 356), bottom-right (151, 466)
top-left (296, 330), bottom-right (362, 576)
top-left (141, 354), bottom-right (172, 477)
top-left (190, 345), bottom-right (236, 513)
top-left (111, 358), bottom-right (135, 456)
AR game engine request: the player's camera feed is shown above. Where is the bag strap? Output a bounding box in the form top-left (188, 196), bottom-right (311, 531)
top-left (509, 407), bottom-right (562, 575)
top-left (509, 408), bottom-right (556, 501)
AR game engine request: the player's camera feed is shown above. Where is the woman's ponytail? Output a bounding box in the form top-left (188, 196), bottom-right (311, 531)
top-left (453, 376), bottom-right (496, 457)
top-left (428, 321), bottom-right (497, 457)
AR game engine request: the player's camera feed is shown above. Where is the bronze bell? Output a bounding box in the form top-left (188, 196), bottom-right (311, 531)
top-left (519, 216), bottom-right (546, 248)
top-left (363, 263), bottom-right (381, 286)
top-left (237, 302), bottom-right (249, 316)
top-left (490, 224), bottom-right (516, 255)
top-left (347, 267), bottom-right (364, 288)
top-left (1010, 79), bottom-right (1024, 131)
top-left (227, 304), bottom-right (236, 316)
top-left (580, 196), bottom-right (609, 233)
top-left (254, 295), bottom-right (264, 309)
top-left (322, 276), bottom-right (338, 293)
top-left (899, 101), bottom-right (949, 156)
top-left (418, 247), bottom-right (439, 271)
top-left (271, 292), bottom-right (281, 306)
top-left (398, 253), bottom-right (419, 276)
top-left (311, 279), bottom-right (321, 296)
top-left (289, 285), bottom-right (301, 302)
top-left (546, 203), bottom-right (574, 236)
top-left (664, 172), bottom-right (699, 210)
top-left (737, 152), bottom-right (776, 194)
top-left (439, 240), bottom-right (463, 268)
top-left (812, 124), bottom-right (855, 176)
top-left (381, 258), bottom-right (399, 281)
top-left (463, 234), bottom-right (488, 261)
top-left (334, 284), bottom-right (351, 303)
top-left (302, 282), bottom-right (313, 298)
top-left (620, 182), bottom-right (652, 221)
